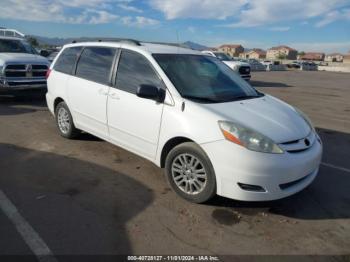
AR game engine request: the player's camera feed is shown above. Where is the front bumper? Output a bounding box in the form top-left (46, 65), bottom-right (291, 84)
top-left (0, 77), bottom-right (47, 94)
top-left (201, 136), bottom-right (322, 201)
top-left (240, 74), bottom-right (251, 81)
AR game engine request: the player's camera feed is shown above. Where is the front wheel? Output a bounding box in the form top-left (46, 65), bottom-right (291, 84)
top-left (165, 142), bottom-right (216, 203)
top-left (55, 101), bottom-right (80, 139)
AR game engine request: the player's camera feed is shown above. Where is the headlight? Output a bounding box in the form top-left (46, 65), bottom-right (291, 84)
top-left (218, 121), bottom-right (284, 154)
top-left (230, 64), bottom-right (238, 70)
top-left (294, 107), bottom-right (315, 132)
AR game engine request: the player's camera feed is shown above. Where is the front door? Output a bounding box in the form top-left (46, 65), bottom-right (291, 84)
top-left (107, 50), bottom-right (165, 160)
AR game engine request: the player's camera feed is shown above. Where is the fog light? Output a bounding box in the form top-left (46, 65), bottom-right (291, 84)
top-left (238, 183), bottom-right (266, 192)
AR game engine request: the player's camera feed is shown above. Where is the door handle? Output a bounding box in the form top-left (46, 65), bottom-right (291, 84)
top-left (109, 92), bottom-right (120, 100)
top-left (98, 88), bottom-right (108, 96)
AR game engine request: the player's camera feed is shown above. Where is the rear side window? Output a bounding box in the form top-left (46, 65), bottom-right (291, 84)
top-left (116, 50), bottom-right (162, 94)
top-left (76, 47), bottom-right (117, 85)
top-left (54, 47), bottom-right (82, 75)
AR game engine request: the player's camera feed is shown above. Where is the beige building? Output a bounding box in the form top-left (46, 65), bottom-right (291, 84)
top-left (266, 45), bottom-right (298, 60)
top-left (218, 44), bottom-right (244, 57)
top-left (343, 54), bottom-right (350, 63)
top-left (298, 52), bottom-right (325, 61)
top-left (239, 49), bottom-right (266, 59)
top-left (325, 53), bottom-right (344, 62)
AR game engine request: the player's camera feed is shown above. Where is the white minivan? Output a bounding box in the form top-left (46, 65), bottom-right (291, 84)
top-left (46, 40), bottom-right (322, 203)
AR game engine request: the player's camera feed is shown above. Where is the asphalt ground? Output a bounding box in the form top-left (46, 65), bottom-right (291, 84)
top-left (0, 70), bottom-right (349, 260)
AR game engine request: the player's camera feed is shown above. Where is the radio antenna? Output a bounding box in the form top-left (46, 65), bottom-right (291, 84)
top-left (176, 29), bottom-right (180, 53)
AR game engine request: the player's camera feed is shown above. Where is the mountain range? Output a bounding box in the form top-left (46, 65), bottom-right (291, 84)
top-left (30, 35), bottom-right (209, 51)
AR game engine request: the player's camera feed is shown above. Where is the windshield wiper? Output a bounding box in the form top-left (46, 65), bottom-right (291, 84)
top-left (230, 93), bottom-right (264, 101)
top-left (182, 95), bottom-right (220, 103)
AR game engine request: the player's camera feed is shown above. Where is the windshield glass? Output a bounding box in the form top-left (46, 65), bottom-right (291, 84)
top-left (213, 52), bottom-right (231, 61)
top-left (0, 39), bottom-right (37, 54)
top-left (153, 54), bottom-right (261, 103)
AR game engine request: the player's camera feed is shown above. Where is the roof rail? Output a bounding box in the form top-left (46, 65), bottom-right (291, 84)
top-left (0, 28), bottom-right (25, 38)
top-left (143, 41), bottom-right (189, 49)
top-left (71, 38), bottom-right (141, 46)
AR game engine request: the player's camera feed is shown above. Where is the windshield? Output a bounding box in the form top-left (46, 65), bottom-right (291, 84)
top-left (213, 52), bottom-right (231, 61)
top-left (153, 54), bottom-right (261, 103)
top-left (0, 39), bottom-right (37, 54)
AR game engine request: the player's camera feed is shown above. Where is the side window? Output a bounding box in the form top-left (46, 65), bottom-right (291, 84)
top-left (76, 47), bottom-right (117, 85)
top-left (116, 50), bottom-right (162, 94)
top-left (54, 47), bottom-right (82, 75)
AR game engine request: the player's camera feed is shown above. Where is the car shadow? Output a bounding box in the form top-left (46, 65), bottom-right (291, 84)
top-left (207, 127), bottom-right (350, 220)
top-left (0, 93), bottom-right (47, 116)
top-left (75, 132), bottom-right (103, 142)
top-left (0, 143), bottom-right (154, 255)
top-left (250, 80), bottom-right (292, 88)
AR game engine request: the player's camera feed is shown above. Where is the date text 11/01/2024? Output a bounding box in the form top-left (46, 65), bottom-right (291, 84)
top-left (127, 255), bottom-right (220, 261)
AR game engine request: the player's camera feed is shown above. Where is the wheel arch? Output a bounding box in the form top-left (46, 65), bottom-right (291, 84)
top-left (160, 136), bottom-right (195, 168)
top-left (53, 97), bottom-right (65, 112)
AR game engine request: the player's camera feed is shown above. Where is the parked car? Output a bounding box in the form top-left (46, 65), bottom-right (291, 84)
top-left (319, 61), bottom-right (328, 66)
top-left (247, 58), bottom-right (266, 71)
top-left (287, 61), bottom-right (301, 69)
top-left (0, 29), bottom-right (49, 95)
top-left (46, 40), bottom-right (322, 203)
top-left (300, 61), bottom-right (318, 71)
top-left (261, 60), bottom-right (286, 71)
top-left (201, 51), bottom-right (251, 81)
top-left (47, 51), bottom-right (59, 63)
top-left (261, 60), bottom-right (274, 69)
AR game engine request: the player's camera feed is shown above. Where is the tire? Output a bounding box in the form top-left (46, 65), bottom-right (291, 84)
top-left (55, 101), bottom-right (80, 139)
top-left (165, 142), bottom-right (216, 203)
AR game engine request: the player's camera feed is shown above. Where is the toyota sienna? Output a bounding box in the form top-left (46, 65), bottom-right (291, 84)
top-left (46, 39), bottom-right (322, 203)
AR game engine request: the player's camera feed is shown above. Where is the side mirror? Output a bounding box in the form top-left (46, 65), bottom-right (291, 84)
top-left (40, 50), bottom-right (50, 57)
top-left (136, 84), bottom-right (165, 103)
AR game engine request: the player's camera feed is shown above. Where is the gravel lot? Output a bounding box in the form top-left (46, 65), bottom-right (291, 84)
top-left (0, 71), bottom-right (349, 259)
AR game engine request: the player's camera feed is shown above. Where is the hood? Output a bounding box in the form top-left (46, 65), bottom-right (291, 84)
top-left (223, 60), bottom-right (250, 68)
top-left (201, 95), bottom-right (310, 143)
top-left (0, 53), bottom-right (49, 65)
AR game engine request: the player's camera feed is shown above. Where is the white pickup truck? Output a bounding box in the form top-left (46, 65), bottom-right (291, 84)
top-left (202, 50), bottom-right (251, 81)
top-left (0, 29), bottom-right (49, 95)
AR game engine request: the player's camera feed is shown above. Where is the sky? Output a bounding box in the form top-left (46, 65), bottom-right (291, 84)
top-left (0, 0), bottom-right (350, 53)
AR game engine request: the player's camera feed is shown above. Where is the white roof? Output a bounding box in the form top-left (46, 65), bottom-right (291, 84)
top-left (0, 28), bottom-right (25, 38)
top-left (64, 41), bottom-right (201, 55)
top-left (0, 36), bottom-right (25, 41)
top-left (140, 43), bottom-right (200, 54)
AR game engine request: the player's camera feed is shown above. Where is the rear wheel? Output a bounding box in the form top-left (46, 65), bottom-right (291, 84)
top-left (55, 101), bottom-right (80, 139)
top-left (165, 142), bottom-right (216, 203)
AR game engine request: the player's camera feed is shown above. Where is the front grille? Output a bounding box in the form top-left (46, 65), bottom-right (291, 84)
top-left (32, 65), bottom-right (48, 70)
top-left (281, 139), bottom-right (299, 145)
top-left (239, 66), bottom-right (251, 75)
top-left (287, 148), bottom-right (309, 153)
top-left (7, 81), bottom-right (46, 87)
top-left (32, 71), bottom-right (47, 77)
top-left (5, 71), bottom-right (26, 77)
top-left (5, 64), bottom-right (26, 70)
top-left (279, 132), bottom-right (316, 153)
top-left (5, 64), bottom-right (48, 78)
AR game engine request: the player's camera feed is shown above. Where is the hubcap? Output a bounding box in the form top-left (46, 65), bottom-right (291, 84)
top-left (171, 153), bottom-right (207, 195)
top-left (57, 107), bottom-right (70, 134)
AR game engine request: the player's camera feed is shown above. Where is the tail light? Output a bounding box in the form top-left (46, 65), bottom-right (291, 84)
top-left (45, 69), bottom-right (52, 79)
